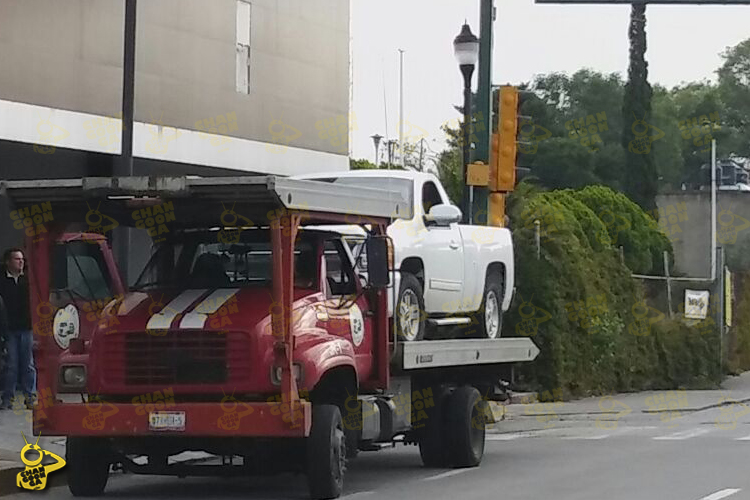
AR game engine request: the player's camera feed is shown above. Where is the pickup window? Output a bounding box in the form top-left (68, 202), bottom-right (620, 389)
top-left (422, 181), bottom-right (442, 214)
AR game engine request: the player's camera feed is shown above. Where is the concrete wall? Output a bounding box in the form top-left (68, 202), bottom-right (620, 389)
top-left (0, 0), bottom-right (350, 174)
top-left (656, 191), bottom-right (750, 277)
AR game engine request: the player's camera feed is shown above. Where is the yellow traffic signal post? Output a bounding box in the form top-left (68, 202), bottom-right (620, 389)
top-left (488, 85), bottom-right (519, 227)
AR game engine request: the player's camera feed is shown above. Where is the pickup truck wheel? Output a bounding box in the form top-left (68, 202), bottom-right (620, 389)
top-left (478, 281), bottom-right (503, 339)
top-left (307, 404), bottom-right (346, 500)
top-left (66, 437), bottom-right (111, 497)
top-left (397, 273), bottom-right (425, 342)
top-left (445, 386), bottom-right (485, 467)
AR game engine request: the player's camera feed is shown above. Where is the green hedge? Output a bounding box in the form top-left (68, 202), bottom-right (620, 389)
top-left (506, 183), bottom-right (720, 398)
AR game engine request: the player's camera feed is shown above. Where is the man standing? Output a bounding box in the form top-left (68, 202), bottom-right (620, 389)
top-left (0, 248), bottom-right (36, 410)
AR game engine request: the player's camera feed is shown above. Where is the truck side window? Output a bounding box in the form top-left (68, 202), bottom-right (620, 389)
top-left (422, 181), bottom-right (442, 214)
top-left (51, 241), bottom-right (113, 304)
top-left (324, 239), bottom-right (356, 297)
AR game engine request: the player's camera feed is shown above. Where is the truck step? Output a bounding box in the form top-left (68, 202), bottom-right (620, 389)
top-left (359, 442), bottom-right (396, 452)
top-left (427, 317), bottom-right (472, 327)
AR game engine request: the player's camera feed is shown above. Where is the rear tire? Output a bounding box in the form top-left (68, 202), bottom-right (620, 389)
top-left (66, 437), bottom-right (111, 497)
top-left (307, 404), bottom-right (346, 500)
top-left (417, 386), bottom-right (449, 468)
top-left (396, 273), bottom-right (425, 342)
top-left (444, 386), bottom-right (485, 467)
top-left (476, 279), bottom-right (503, 339)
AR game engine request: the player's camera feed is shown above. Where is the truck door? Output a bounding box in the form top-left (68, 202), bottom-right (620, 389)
top-left (418, 180), bottom-right (464, 312)
top-left (322, 238), bottom-right (373, 379)
top-left (45, 239), bottom-right (125, 348)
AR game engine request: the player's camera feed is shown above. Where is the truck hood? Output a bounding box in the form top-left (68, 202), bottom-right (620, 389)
top-left (97, 287), bottom-right (320, 335)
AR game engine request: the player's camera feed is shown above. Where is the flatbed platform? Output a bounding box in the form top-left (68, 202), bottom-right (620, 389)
top-left (399, 338), bottom-right (540, 370)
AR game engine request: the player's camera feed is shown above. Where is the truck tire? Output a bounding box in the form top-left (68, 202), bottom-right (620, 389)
top-left (417, 385), bottom-right (450, 468)
top-left (477, 280), bottom-right (503, 340)
top-left (66, 437), bottom-right (111, 497)
top-left (396, 273), bottom-right (425, 341)
top-left (307, 404), bottom-right (346, 500)
top-left (444, 386), bottom-right (485, 467)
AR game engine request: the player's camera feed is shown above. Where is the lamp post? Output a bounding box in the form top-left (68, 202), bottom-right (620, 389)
top-left (371, 134), bottom-right (383, 167)
top-left (453, 23), bottom-right (479, 223)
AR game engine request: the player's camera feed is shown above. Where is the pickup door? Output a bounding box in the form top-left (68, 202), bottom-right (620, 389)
top-left (415, 179), bottom-right (465, 311)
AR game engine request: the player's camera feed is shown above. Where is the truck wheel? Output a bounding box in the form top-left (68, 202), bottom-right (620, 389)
top-left (397, 273), bottom-right (425, 342)
top-left (445, 386), bottom-right (485, 467)
top-left (307, 404), bottom-right (346, 500)
top-left (66, 437), bottom-right (111, 497)
top-left (477, 280), bottom-right (503, 339)
top-left (417, 385), bottom-right (450, 468)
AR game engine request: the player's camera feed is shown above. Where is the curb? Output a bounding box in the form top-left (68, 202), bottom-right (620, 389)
top-left (0, 466), bottom-right (67, 497)
top-left (508, 396), bottom-right (750, 417)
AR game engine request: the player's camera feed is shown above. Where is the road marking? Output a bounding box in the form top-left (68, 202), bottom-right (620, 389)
top-left (422, 469), bottom-right (472, 482)
top-left (341, 492), bottom-right (375, 499)
top-left (653, 427), bottom-right (713, 440)
top-left (698, 488), bottom-right (741, 500)
top-left (735, 434), bottom-right (750, 441)
top-left (487, 432), bottom-right (535, 440)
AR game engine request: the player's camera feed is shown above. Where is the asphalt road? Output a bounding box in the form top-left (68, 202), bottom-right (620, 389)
top-left (5, 405), bottom-right (750, 500)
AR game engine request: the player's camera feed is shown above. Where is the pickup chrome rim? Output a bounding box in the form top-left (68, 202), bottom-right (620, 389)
top-left (485, 290), bottom-right (500, 339)
top-left (399, 290), bottom-right (421, 341)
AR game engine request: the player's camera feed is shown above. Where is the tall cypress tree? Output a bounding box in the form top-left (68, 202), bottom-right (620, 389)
top-left (622, 3), bottom-right (657, 213)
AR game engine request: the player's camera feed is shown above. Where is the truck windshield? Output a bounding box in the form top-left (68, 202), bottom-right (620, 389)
top-left (132, 234), bottom-right (316, 290)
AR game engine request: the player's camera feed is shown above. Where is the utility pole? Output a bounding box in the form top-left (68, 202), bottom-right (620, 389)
top-left (114, 0), bottom-right (137, 284)
top-left (419, 138), bottom-right (425, 172)
top-left (472, 0), bottom-right (495, 225)
top-left (398, 49), bottom-right (406, 170)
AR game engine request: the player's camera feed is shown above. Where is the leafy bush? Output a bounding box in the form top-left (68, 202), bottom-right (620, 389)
top-left (506, 182), bottom-right (720, 396)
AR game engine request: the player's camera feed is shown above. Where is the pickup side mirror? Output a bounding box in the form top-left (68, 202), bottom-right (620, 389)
top-left (424, 204), bottom-right (462, 227)
top-left (365, 235), bottom-right (390, 288)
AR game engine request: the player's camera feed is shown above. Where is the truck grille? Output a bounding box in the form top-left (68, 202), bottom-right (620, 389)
top-left (101, 331), bottom-right (251, 386)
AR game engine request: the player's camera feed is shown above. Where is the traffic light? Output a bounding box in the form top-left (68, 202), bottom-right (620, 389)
top-left (490, 85), bottom-right (519, 192)
top-left (488, 192), bottom-right (505, 227)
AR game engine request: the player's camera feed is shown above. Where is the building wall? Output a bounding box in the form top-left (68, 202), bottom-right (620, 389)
top-left (657, 192), bottom-right (750, 278)
top-left (0, 0), bottom-right (350, 174)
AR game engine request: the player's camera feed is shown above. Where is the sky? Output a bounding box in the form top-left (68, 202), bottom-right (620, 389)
top-left (350, 0), bottom-right (750, 164)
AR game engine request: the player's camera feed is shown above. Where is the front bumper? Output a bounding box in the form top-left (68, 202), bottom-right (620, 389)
top-left (33, 401), bottom-right (312, 438)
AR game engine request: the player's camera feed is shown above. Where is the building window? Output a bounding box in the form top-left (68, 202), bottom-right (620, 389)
top-left (235, 0), bottom-right (251, 94)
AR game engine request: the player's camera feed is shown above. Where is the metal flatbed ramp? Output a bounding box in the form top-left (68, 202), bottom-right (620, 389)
top-left (401, 338), bottom-right (540, 370)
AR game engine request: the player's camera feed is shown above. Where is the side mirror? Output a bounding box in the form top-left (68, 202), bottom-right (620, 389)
top-left (365, 235), bottom-right (390, 288)
top-left (424, 204), bottom-right (462, 226)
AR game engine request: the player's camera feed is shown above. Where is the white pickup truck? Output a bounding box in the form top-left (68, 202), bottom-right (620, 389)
top-left (294, 170), bottom-right (514, 341)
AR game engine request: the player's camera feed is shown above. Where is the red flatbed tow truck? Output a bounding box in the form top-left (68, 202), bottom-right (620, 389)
top-left (0, 176), bottom-right (539, 499)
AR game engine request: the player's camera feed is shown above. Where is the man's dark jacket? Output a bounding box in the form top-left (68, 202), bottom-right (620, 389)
top-left (0, 268), bottom-right (31, 331)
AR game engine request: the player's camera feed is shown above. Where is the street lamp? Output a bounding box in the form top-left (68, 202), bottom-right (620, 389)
top-left (454, 23), bottom-right (479, 223)
top-left (371, 134), bottom-right (383, 167)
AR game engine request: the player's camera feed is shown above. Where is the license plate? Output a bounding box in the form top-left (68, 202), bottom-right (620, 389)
top-left (149, 411), bottom-right (185, 431)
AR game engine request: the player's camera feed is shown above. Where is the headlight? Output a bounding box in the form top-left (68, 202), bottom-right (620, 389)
top-left (60, 365), bottom-right (87, 389)
top-left (271, 364), bottom-right (303, 385)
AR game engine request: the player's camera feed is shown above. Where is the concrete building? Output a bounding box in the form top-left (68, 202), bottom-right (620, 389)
top-left (0, 0), bottom-right (351, 257)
